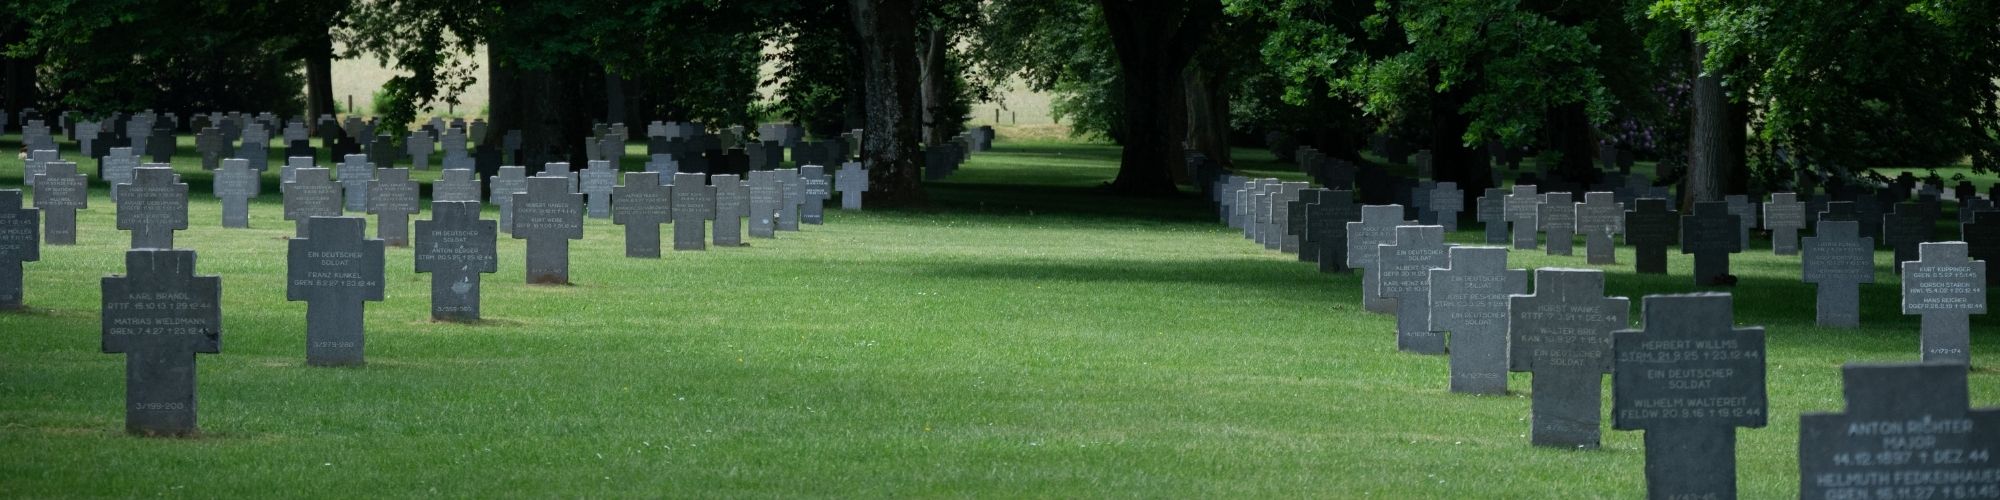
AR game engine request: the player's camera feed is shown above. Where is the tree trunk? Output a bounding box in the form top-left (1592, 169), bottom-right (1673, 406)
top-left (304, 31), bottom-right (337, 130)
top-left (1724, 97), bottom-right (1750, 194)
top-left (604, 69), bottom-right (626, 126)
top-left (1687, 38), bottom-right (1728, 208)
top-left (1183, 65), bottom-right (1231, 167)
top-left (850, 0), bottom-right (926, 206)
top-left (919, 26), bottom-right (948, 146)
top-left (1100, 0), bottom-right (1222, 196)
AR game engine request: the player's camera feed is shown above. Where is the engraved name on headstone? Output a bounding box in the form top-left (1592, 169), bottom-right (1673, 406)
top-left (115, 167), bottom-right (188, 249)
top-left (1801, 221), bottom-right (1876, 328)
top-left (777, 169), bottom-right (804, 232)
top-left (32, 161), bottom-right (88, 244)
top-left (1901, 242), bottom-right (1987, 364)
top-left (1611, 293), bottom-right (1767, 500)
top-left (336, 154), bottom-right (374, 212)
top-left (512, 177), bottom-right (585, 284)
top-left (0, 190), bottom-right (40, 309)
top-left (282, 168), bottom-right (343, 237)
top-left (712, 174), bottom-right (747, 247)
top-left (1540, 192), bottom-right (1578, 256)
top-left (213, 159), bottom-right (258, 228)
top-left (101, 249), bottom-right (221, 435)
top-left (1799, 363), bottom-right (2000, 499)
top-left (1577, 192), bottom-right (1624, 265)
top-left (1477, 188), bottom-right (1508, 244)
top-left (1765, 193), bottom-right (1805, 255)
top-left (611, 172), bottom-right (672, 258)
top-left (287, 217), bottom-right (385, 366)
top-left (748, 170), bottom-right (782, 238)
top-left (434, 169), bottom-right (482, 203)
top-left (672, 172), bottom-right (716, 250)
top-left (580, 160), bottom-right (619, 219)
top-left (1378, 225), bottom-right (1450, 354)
top-left (1429, 247), bottom-right (1527, 395)
top-left (1505, 186), bottom-right (1540, 250)
top-left (490, 166), bottom-right (528, 234)
top-left (1348, 205), bottom-right (1410, 314)
top-left (1509, 268), bottom-right (1630, 448)
top-left (366, 168), bottom-right (421, 246)
top-left (1305, 190), bottom-right (1359, 273)
top-left (413, 201), bottom-right (498, 322)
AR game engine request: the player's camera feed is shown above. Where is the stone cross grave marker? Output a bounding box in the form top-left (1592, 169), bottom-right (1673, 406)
top-left (713, 174), bottom-right (747, 247)
top-left (1682, 201), bottom-right (1743, 285)
top-left (1430, 182), bottom-right (1463, 232)
top-left (1901, 242), bottom-right (1987, 364)
top-left (1347, 205), bottom-right (1410, 314)
top-left (434, 169), bottom-right (482, 203)
top-left (1577, 192), bottom-right (1624, 265)
top-left (511, 177), bottom-right (585, 284)
top-left (366, 168), bottom-right (420, 246)
top-left (413, 201), bottom-right (497, 322)
top-left (611, 172), bottom-right (672, 258)
top-left (1477, 188), bottom-right (1508, 244)
top-left (23, 149), bottom-right (56, 187)
top-left (1802, 221), bottom-right (1877, 328)
top-left (799, 165), bottom-right (831, 224)
top-left (237, 123), bottom-right (269, 178)
top-left (582, 137), bottom-right (602, 162)
top-left (367, 134), bottom-right (399, 168)
top-left (32, 161), bottom-right (88, 244)
top-left (1429, 246), bottom-right (1528, 395)
top-left (1238, 181), bottom-right (1262, 239)
top-left (282, 156), bottom-right (313, 187)
top-left (287, 217), bottom-right (385, 366)
top-left (1765, 193), bottom-right (1806, 255)
top-left (75, 121), bottom-right (101, 159)
top-left (441, 128), bottom-right (469, 165)
top-left (748, 170), bottom-right (782, 238)
top-left (1287, 189), bottom-right (1323, 262)
top-left (646, 154), bottom-right (679, 182)
top-left (1273, 182), bottom-right (1308, 253)
top-left (1884, 202), bottom-right (1935, 276)
top-left (1611, 293), bottom-right (1767, 500)
top-left (835, 162), bottom-right (868, 210)
top-left (540, 162), bottom-right (579, 193)
top-left (672, 172), bottom-right (716, 250)
top-left (1378, 225), bottom-right (1450, 354)
top-left (282, 168), bottom-right (343, 237)
top-left (1305, 190), bottom-right (1359, 274)
top-left (1540, 192), bottom-right (1578, 256)
top-left (100, 249), bottom-right (221, 436)
top-left (336, 154), bottom-right (374, 212)
top-left (490, 166), bottom-right (528, 234)
top-left (116, 167), bottom-right (188, 249)
top-left (1854, 197), bottom-right (1886, 246)
top-left (1967, 211), bottom-right (2000, 286)
top-left (778, 169), bottom-right (804, 232)
top-left (1962, 198), bottom-right (1994, 225)
top-left (1505, 186), bottom-right (1540, 249)
top-left (0, 190), bottom-right (40, 309)
top-left (406, 132), bottom-right (433, 171)
top-left (195, 127), bottom-right (226, 170)
top-left (580, 160), bottom-right (619, 219)
top-left (1724, 195), bottom-right (1758, 249)
top-left (213, 159), bottom-right (258, 229)
top-left (103, 148), bottom-right (139, 202)
top-left (1509, 268), bottom-right (1629, 448)
top-left (1799, 363), bottom-right (1999, 498)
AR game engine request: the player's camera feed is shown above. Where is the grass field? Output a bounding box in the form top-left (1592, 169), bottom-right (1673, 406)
top-left (0, 135), bottom-right (1994, 497)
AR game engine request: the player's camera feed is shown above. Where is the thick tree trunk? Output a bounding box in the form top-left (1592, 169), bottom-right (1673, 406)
top-left (1100, 0), bottom-right (1222, 196)
top-left (604, 70), bottom-right (626, 126)
top-left (919, 27), bottom-right (948, 146)
top-left (304, 32), bottom-right (337, 130)
top-left (1688, 39), bottom-right (1728, 208)
top-left (1724, 97), bottom-right (1750, 194)
top-left (1183, 66), bottom-right (1230, 167)
top-left (850, 0), bottom-right (926, 205)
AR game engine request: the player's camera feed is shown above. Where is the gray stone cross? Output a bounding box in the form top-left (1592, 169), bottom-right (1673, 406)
top-left (1539, 192), bottom-right (1578, 256)
top-left (1900, 242), bottom-right (1986, 364)
top-left (1968, 211), bottom-right (2000, 286)
top-left (282, 168), bottom-right (343, 238)
top-left (1430, 182), bottom-right (1463, 232)
top-left (32, 161), bottom-right (88, 244)
top-left (287, 216), bottom-right (385, 367)
top-left (1764, 193), bottom-right (1805, 255)
top-left (747, 170), bottom-right (782, 238)
top-left (1576, 192), bottom-right (1623, 265)
top-left (213, 159), bottom-right (258, 228)
top-left (102, 147), bottom-right (139, 202)
top-left (434, 169), bottom-right (482, 203)
top-left (1611, 293), bottom-right (1767, 500)
top-left (1883, 202), bottom-right (1935, 274)
top-left (1509, 268), bottom-right (1629, 448)
top-left (195, 127), bottom-right (226, 170)
top-left (1377, 225), bottom-right (1450, 354)
top-left (672, 172), bottom-right (716, 250)
top-left (1304, 190), bottom-right (1359, 273)
top-left (1505, 185), bottom-right (1540, 249)
top-left (1801, 221), bottom-right (1876, 328)
top-left (1477, 187), bottom-right (1508, 244)
top-left (777, 169), bottom-right (804, 232)
top-left (405, 132), bottom-right (434, 170)
top-left (611, 172), bottom-right (672, 258)
top-left (580, 160), bottom-right (619, 218)
top-left (490, 166), bottom-right (528, 234)
top-left (835, 162), bottom-right (868, 210)
top-left (1682, 201), bottom-right (1742, 285)
top-left (336, 154), bottom-right (375, 212)
top-left (101, 249), bottom-right (221, 435)
top-left (0, 190), bottom-right (40, 309)
top-left (413, 201), bottom-right (497, 322)
top-left (1724, 195), bottom-right (1758, 249)
top-left (115, 167), bottom-right (188, 249)
top-left (1428, 246), bottom-right (1527, 395)
top-left (366, 168), bottom-right (421, 246)
top-left (1799, 363), bottom-right (2000, 498)
top-left (1347, 205), bottom-right (1410, 314)
top-left (511, 176), bottom-right (585, 284)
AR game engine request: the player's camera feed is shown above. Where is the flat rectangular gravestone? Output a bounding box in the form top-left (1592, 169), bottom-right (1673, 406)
top-left (1576, 192), bottom-right (1623, 265)
top-left (1611, 293), bottom-right (1768, 500)
top-left (213, 159), bottom-right (258, 228)
top-left (1477, 188), bottom-right (1509, 244)
top-left (612, 172), bottom-right (673, 258)
top-left (799, 165), bottom-right (831, 224)
top-left (1724, 195), bottom-right (1758, 249)
top-left (287, 217), bottom-right (385, 366)
top-left (1305, 190), bottom-right (1359, 273)
top-left (1430, 182), bottom-right (1464, 232)
top-left (1901, 242), bottom-right (1987, 364)
top-left (0, 190), bottom-right (41, 309)
top-left (1624, 199), bottom-right (1679, 275)
top-left (101, 249), bottom-right (221, 436)
top-left (712, 174), bottom-right (747, 246)
top-left (1505, 186), bottom-right (1540, 249)
top-left (103, 148), bottom-right (139, 202)
top-left (835, 162), bottom-right (868, 210)
top-left (434, 169), bottom-right (482, 203)
top-left (511, 177), bottom-right (585, 284)
top-left (1969, 211), bottom-right (2000, 286)
top-left (672, 172), bottom-right (717, 250)
top-left (1508, 268), bottom-right (1630, 448)
top-left (580, 160), bottom-right (619, 219)
top-left (32, 161), bottom-right (88, 245)
top-left (115, 167), bottom-right (189, 249)
top-left (1288, 189), bottom-right (1324, 262)
top-left (1540, 192), bottom-right (1578, 256)
top-left (1802, 221), bottom-right (1877, 328)
top-left (1800, 363), bottom-right (2000, 499)
top-left (366, 168), bottom-right (420, 246)
top-left (1347, 205), bottom-right (1410, 314)
top-left (1765, 193), bottom-right (1806, 255)
top-left (1429, 247), bottom-right (1528, 395)
top-left (1884, 202), bottom-right (1935, 275)
top-left (748, 171), bottom-right (782, 238)
top-left (778, 169), bottom-right (804, 232)
top-left (1683, 201), bottom-right (1744, 286)
top-left (336, 154), bottom-right (374, 212)
top-left (406, 132), bottom-right (433, 170)
top-left (1378, 225), bottom-right (1450, 354)
top-left (490, 166), bottom-right (528, 234)
top-left (413, 201), bottom-right (498, 321)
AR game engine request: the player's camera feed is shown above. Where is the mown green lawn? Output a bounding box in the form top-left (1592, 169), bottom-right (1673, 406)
top-left (0, 135), bottom-right (1993, 497)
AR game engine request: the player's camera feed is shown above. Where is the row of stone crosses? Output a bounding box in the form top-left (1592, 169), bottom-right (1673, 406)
top-left (1189, 151), bottom-right (1995, 497)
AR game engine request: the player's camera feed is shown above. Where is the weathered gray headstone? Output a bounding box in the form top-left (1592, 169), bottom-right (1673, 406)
top-left (287, 217), bottom-right (385, 367)
top-left (1683, 201), bottom-right (1744, 286)
top-left (1430, 182), bottom-right (1463, 232)
top-left (31, 161), bottom-right (88, 244)
top-left (115, 167), bottom-right (188, 249)
top-left (1611, 293), bottom-right (1767, 500)
top-left (1273, 182), bottom-right (1308, 252)
top-left (1799, 363), bottom-right (1999, 499)
top-left (778, 169), bottom-right (804, 232)
top-left (799, 165), bottom-right (831, 224)
top-left (712, 174), bottom-right (747, 246)
top-left (1305, 190), bottom-right (1359, 273)
top-left (1576, 192), bottom-right (1623, 265)
top-left (1799, 221), bottom-right (1877, 328)
top-left (413, 201), bottom-right (498, 322)
top-left (1347, 205), bottom-right (1410, 314)
top-left (1378, 225), bottom-right (1450, 354)
top-left (611, 172), bottom-right (672, 258)
top-left (835, 162), bottom-right (868, 210)
top-left (1626, 198), bottom-right (1678, 274)
top-left (1429, 247), bottom-right (1527, 395)
top-left (1288, 189), bottom-right (1324, 261)
top-left (1764, 193), bottom-right (1805, 255)
top-left (1509, 268), bottom-right (1630, 448)
top-left (101, 249), bottom-right (221, 436)
top-left (1540, 192), bottom-right (1578, 256)
top-left (1505, 186), bottom-right (1540, 249)
top-left (645, 154), bottom-right (678, 182)
top-left (580, 160), bottom-right (619, 219)
top-left (1724, 195), bottom-right (1758, 249)
top-left (336, 154), bottom-right (374, 212)
top-left (511, 177), bottom-right (585, 284)
top-left (540, 162), bottom-right (579, 193)
top-left (366, 168), bottom-right (420, 246)
top-left (434, 169), bottom-right (482, 203)
top-left (213, 159), bottom-right (258, 228)
top-left (406, 132), bottom-right (433, 170)
top-left (102, 147), bottom-right (138, 202)
top-left (490, 166), bottom-right (528, 234)
top-left (23, 149), bottom-right (57, 187)
top-left (0, 190), bottom-right (40, 309)
top-left (1477, 188), bottom-right (1508, 244)
top-left (672, 172), bottom-right (716, 250)
top-left (195, 127), bottom-right (226, 170)
top-left (282, 168), bottom-right (343, 237)
top-left (1901, 242), bottom-right (1987, 364)
top-left (748, 170), bottom-right (782, 238)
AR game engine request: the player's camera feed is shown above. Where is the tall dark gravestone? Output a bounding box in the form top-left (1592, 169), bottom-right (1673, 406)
top-left (282, 168), bottom-right (343, 238)
top-left (1477, 188), bottom-right (1508, 244)
top-left (1682, 201), bottom-right (1743, 286)
top-left (1539, 192), bottom-right (1577, 256)
top-left (747, 170), bottom-right (781, 238)
top-left (31, 161), bottom-right (88, 244)
top-left (195, 127), bottom-right (225, 170)
top-left (1509, 268), bottom-right (1630, 448)
top-left (1347, 205), bottom-right (1410, 314)
top-left (0, 190), bottom-right (41, 309)
top-left (712, 174), bottom-right (747, 247)
top-left (1802, 221), bottom-right (1876, 328)
top-left (799, 165), bottom-right (831, 225)
top-left (1800, 363), bottom-right (1999, 498)
top-left (101, 249), bottom-right (221, 436)
top-left (413, 202), bottom-right (498, 322)
top-left (1288, 189), bottom-right (1324, 262)
top-left (1612, 293), bottom-right (1767, 500)
top-left (611, 172), bottom-right (672, 258)
top-left (671, 172), bottom-right (716, 251)
top-left (1304, 190), bottom-right (1359, 274)
top-left (366, 168), bottom-right (420, 246)
top-left (115, 167), bottom-right (189, 249)
top-left (1576, 192), bottom-right (1623, 265)
top-left (511, 177), bottom-right (585, 284)
top-left (1505, 186), bottom-right (1540, 250)
top-left (777, 169), bottom-right (804, 232)
top-left (1724, 195), bottom-right (1758, 250)
top-left (1764, 193), bottom-right (1805, 255)
top-left (1429, 247), bottom-right (1527, 395)
top-left (1901, 242), bottom-right (1987, 364)
top-left (1625, 199), bottom-right (1678, 274)
top-left (1377, 225), bottom-right (1450, 354)
top-left (287, 217), bottom-right (385, 367)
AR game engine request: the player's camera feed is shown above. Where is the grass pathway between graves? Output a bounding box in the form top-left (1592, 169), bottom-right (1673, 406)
top-left (0, 135), bottom-right (1994, 497)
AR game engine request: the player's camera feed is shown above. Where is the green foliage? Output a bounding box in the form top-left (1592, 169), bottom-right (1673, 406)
top-left (769, 1), bottom-right (864, 137)
top-left (974, 0), bottom-right (1126, 141)
top-left (6, 0), bottom-right (309, 116)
